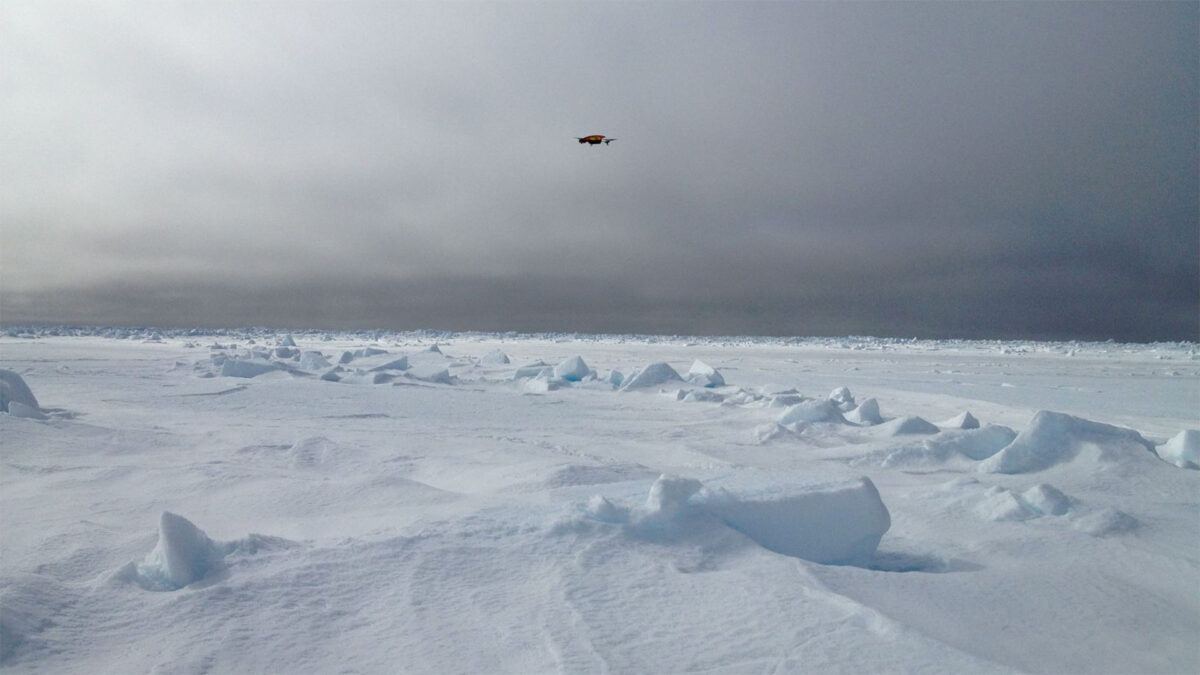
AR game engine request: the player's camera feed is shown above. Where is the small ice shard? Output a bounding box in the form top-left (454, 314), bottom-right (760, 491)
top-left (480, 349), bottom-right (511, 365)
top-left (620, 362), bottom-right (684, 391)
top-left (554, 356), bottom-right (591, 382)
top-left (1156, 430), bottom-right (1199, 469)
top-left (686, 361), bottom-right (725, 388)
top-left (939, 411), bottom-right (980, 430)
top-left (136, 512), bottom-right (221, 590)
top-left (829, 386), bottom-right (855, 410)
top-left (875, 416), bottom-right (940, 436)
top-left (845, 398), bottom-right (883, 425)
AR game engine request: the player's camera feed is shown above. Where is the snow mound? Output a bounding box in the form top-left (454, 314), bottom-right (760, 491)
top-left (298, 351), bottom-right (331, 371)
top-left (1022, 483), bottom-right (1071, 516)
top-left (289, 436), bottom-right (340, 468)
top-left (845, 397), bottom-right (883, 425)
top-left (698, 476), bottom-right (891, 566)
top-left (934, 478), bottom-right (1073, 522)
top-left (939, 411), bottom-right (980, 429)
top-left (975, 486), bottom-right (1040, 522)
top-left (480, 349), bottom-right (510, 365)
top-left (129, 512), bottom-right (223, 590)
top-left (645, 474), bottom-right (704, 516)
top-left (586, 495), bottom-right (629, 523)
top-left (513, 362), bottom-right (552, 380)
top-left (1156, 430), bottom-right (1199, 469)
top-left (878, 425), bottom-right (1018, 468)
top-left (405, 364), bottom-right (453, 384)
top-left (686, 360), bottom-right (725, 388)
top-left (0, 369), bottom-right (40, 414)
top-left (553, 356), bottom-right (591, 382)
top-left (587, 475), bottom-right (891, 565)
top-left (1073, 508), bottom-right (1138, 537)
top-left (829, 386), bottom-right (855, 410)
top-left (120, 512), bottom-right (296, 591)
top-left (620, 362), bottom-right (684, 391)
top-left (873, 416), bottom-right (940, 436)
top-left (777, 399), bottom-right (846, 425)
top-left (367, 356), bottom-right (410, 372)
top-left (220, 358), bottom-right (284, 378)
top-left (980, 411), bottom-right (1157, 474)
top-left (680, 389), bottom-right (725, 403)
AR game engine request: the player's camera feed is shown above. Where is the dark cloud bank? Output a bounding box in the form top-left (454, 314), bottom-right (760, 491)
top-left (2, 2), bottom-right (1196, 341)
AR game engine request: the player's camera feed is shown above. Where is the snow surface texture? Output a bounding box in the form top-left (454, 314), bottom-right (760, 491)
top-left (1, 330), bottom-right (1198, 673)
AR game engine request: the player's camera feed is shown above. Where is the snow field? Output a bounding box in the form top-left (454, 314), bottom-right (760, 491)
top-left (1, 330), bottom-right (1197, 673)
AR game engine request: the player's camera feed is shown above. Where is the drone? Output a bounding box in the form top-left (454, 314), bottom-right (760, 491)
top-left (576, 134), bottom-right (616, 146)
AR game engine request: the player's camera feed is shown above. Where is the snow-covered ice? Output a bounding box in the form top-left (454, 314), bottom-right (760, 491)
top-left (1, 329), bottom-right (1197, 673)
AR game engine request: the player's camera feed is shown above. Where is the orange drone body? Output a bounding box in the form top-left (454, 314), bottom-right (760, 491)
top-left (576, 134), bottom-right (616, 145)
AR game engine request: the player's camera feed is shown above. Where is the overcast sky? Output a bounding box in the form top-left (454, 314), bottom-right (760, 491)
top-left (2, 1), bottom-right (1196, 341)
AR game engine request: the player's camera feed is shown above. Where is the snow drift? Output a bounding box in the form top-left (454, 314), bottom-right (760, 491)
top-left (980, 411), bottom-right (1157, 473)
top-left (697, 476), bottom-right (891, 566)
top-left (126, 512), bottom-right (222, 590)
top-left (594, 474), bottom-right (891, 566)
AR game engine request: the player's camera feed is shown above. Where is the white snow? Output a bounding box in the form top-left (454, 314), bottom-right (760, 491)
top-left (1, 330), bottom-right (1197, 673)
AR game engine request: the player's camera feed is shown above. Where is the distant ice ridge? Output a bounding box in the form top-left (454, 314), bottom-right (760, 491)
top-left (587, 474), bottom-right (891, 566)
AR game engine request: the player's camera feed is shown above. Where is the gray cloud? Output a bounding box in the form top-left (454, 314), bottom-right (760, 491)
top-left (2, 1), bottom-right (1196, 340)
